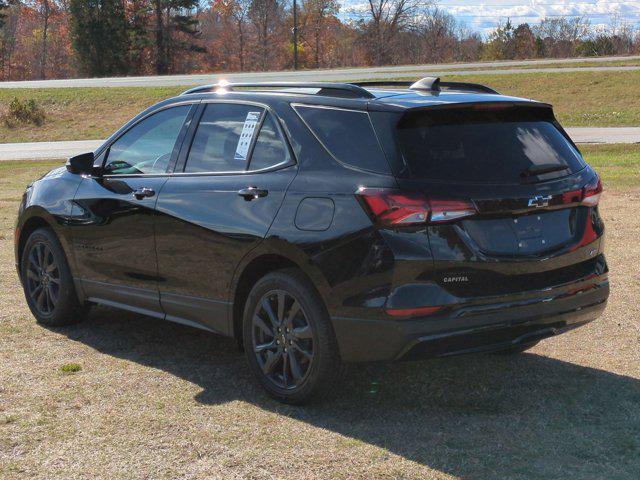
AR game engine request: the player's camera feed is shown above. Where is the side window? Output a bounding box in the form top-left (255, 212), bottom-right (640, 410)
top-left (248, 113), bottom-right (290, 171)
top-left (294, 105), bottom-right (390, 174)
top-left (185, 104), bottom-right (264, 173)
top-left (104, 105), bottom-right (190, 175)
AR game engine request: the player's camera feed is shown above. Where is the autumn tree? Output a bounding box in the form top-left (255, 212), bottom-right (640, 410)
top-left (209, 0), bottom-right (252, 71)
top-left (298, 0), bottom-right (339, 68)
top-left (512, 23), bottom-right (536, 58)
top-left (69, 0), bottom-right (132, 76)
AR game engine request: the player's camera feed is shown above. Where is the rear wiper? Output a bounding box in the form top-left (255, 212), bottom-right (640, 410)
top-left (520, 164), bottom-right (569, 178)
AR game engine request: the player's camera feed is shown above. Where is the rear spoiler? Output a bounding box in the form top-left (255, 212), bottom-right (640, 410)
top-left (353, 77), bottom-right (499, 95)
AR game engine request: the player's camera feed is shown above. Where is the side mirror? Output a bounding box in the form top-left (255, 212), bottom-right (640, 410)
top-left (66, 152), bottom-right (99, 176)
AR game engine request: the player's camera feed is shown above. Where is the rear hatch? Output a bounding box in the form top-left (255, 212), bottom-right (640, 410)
top-left (366, 102), bottom-right (606, 298)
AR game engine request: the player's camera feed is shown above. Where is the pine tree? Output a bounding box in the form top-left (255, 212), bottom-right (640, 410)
top-left (69, 0), bottom-right (132, 76)
top-left (151, 0), bottom-right (204, 74)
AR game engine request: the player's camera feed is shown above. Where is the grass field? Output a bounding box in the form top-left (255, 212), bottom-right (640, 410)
top-left (0, 68), bottom-right (639, 143)
top-left (0, 149), bottom-right (639, 478)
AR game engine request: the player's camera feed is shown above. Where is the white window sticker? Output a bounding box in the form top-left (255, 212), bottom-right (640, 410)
top-left (234, 111), bottom-right (261, 161)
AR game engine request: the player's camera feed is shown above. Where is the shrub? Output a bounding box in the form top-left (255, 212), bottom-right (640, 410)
top-left (4, 98), bottom-right (46, 128)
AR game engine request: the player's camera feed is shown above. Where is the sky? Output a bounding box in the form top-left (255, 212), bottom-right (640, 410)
top-left (342, 1), bottom-right (640, 35)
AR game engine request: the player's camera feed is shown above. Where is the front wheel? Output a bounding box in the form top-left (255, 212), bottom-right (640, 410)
top-left (242, 268), bottom-right (341, 404)
top-left (20, 227), bottom-right (89, 326)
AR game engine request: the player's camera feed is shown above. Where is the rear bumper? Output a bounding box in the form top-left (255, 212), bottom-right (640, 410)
top-left (331, 277), bottom-right (609, 362)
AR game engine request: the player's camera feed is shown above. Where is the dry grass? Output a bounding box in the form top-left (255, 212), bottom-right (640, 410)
top-left (0, 161), bottom-right (639, 479)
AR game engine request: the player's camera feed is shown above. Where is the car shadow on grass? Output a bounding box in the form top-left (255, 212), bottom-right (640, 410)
top-left (58, 306), bottom-right (640, 479)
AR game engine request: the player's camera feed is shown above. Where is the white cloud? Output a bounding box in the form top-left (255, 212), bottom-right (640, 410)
top-left (340, 0), bottom-right (640, 35)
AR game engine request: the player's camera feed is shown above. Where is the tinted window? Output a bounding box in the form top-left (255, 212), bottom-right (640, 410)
top-left (396, 108), bottom-right (585, 184)
top-left (105, 106), bottom-right (190, 175)
top-left (248, 113), bottom-right (290, 171)
top-left (185, 104), bottom-right (264, 173)
top-left (295, 105), bottom-right (390, 173)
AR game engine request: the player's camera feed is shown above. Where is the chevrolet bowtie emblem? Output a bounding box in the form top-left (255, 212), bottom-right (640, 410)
top-left (528, 195), bottom-right (552, 208)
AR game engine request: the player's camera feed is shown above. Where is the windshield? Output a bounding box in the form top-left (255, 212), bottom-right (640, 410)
top-left (396, 107), bottom-right (585, 184)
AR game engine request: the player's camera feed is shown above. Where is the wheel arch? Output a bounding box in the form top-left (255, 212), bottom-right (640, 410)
top-left (229, 243), bottom-right (332, 344)
top-left (16, 212), bottom-right (58, 270)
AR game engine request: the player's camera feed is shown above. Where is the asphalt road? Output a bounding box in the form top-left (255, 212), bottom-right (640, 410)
top-left (0, 140), bottom-right (103, 161)
top-left (0, 128), bottom-right (638, 161)
top-left (1, 55), bottom-right (639, 89)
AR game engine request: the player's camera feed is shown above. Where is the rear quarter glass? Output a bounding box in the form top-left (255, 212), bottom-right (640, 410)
top-left (294, 105), bottom-right (392, 174)
top-left (393, 106), bottom-right (586, 184)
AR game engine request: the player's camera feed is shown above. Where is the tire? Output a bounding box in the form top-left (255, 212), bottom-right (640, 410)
top-left (242, 268), bottom-right (341, 404)
top-left (20, 227), bottom-right (89, 326)
top-left (494, 341), bottom-right (539, 355)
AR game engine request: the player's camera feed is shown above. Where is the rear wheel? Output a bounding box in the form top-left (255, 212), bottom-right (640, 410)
top-left (21, 227), bottom-right (89, 326)
top-left (242, 268), bottom-right (341, 404)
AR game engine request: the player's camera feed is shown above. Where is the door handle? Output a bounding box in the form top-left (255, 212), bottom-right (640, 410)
top-left (133, 187), bottom-right (155, 200)
top-left (238, 186), bottom-right (268, 201)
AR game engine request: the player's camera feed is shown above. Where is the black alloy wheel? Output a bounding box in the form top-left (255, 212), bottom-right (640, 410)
top-left (242, 268), bottom-right (341, 404)
top-left (25, 241), bottom-right (60, 316)
top-left (252, 289), bottom-right (314, 390)
top-left (21, 227), bottom-right (89, 326)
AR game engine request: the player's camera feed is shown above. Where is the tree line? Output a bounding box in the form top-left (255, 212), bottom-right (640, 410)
top-left (0, 0), bottom-right (638, 81)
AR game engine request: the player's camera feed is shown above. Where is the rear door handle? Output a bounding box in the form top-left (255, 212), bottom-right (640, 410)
top-left (133, 187), bottom-right (155, 200)
top-left (238, 186), bottom-right (268, 201)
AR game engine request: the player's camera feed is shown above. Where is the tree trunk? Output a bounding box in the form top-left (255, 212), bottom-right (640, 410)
top-left (155, 1), bottom-right (167, 74)
top-left (238, 22), bottom-right (244, 71)
top-left (40, 0), bottom-right (50, 80)
top-left (314, 20), bottom-right (320, 68)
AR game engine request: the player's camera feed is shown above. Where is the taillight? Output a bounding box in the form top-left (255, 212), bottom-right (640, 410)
top-left (581, 177), bottom-right (603, 207)
top-left (356, 188), bottom-right (476, 226)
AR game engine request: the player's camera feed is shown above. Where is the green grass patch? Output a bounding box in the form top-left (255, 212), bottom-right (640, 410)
top-left (59, 363), bottom-right (82, 374)
top-left (580, 144), bottom-right (640, 189)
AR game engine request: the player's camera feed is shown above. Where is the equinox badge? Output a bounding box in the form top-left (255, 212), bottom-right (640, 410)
top-left (528, 195), bottom-right (552, 208)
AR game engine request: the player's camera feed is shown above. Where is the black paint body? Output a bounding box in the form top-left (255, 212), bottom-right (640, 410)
top-left (15, 89), bottom-right (609, 361)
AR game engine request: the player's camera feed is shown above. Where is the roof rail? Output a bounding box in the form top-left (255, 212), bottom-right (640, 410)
top-left (181, 82), bottom-right (376, 99)
top-left (354, 77), bottom-right (499, 95)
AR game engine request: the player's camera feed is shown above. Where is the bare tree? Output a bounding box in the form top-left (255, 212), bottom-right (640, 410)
top-left (23, 0), bottom-right (54, 79)
top-left (360, 0), bottom-right (419, 65)
top-left (410, 6), bottom-right (457, 63)
top-left (249, 0), bottom-right (283, 71)
top-left (535, 16), bottom-right (590, 57)
top-left (230, 0), bottom-right (251, 70)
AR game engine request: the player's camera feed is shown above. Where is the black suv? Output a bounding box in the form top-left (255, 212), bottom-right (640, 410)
top-left (15, 78), bottom-right (609, 403)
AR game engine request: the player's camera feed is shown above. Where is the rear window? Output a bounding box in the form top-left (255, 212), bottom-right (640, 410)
top-left (395, 107), bottom-right (585, 184)
top-left (295, 105), bottom-right (390, 173)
